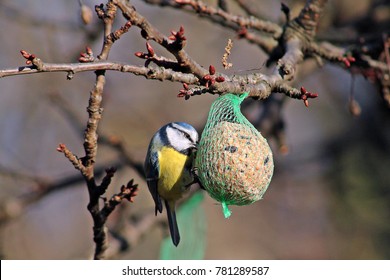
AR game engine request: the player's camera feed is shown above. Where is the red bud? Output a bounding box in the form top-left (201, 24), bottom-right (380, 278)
top-left (216, 76), bottom-right (225, 82)
top-left (86, 46), bottom-right (93, 55)
top-left (146, 42), bottom-right (155, 56)
top-left (134, 52), bottom-right (146, 58)
top-left (57, 143), bottom-right (66, 152)
top-left (203, 74), bottom-right (211, 81)
top-left (209, 65), bottom-right (216, 75)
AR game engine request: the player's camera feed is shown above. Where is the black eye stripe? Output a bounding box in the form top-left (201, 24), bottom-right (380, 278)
top-left (180, 131), bottom-right (192, 142)
top-left (167, 123), bottom-right (195, 143)
top-left (184, 132), bottom-right (191, 140)
top-left (176, 128), bottom-right (192, 141)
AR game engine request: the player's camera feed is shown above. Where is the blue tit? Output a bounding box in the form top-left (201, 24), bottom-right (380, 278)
top-left (144, 122), bottom-right (199, 246)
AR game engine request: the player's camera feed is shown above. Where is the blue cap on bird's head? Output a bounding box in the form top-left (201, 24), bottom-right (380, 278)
top-left (173, 122), bottom-right (195, 130)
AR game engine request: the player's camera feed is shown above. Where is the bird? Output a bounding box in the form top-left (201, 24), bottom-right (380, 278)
top-left (144, 122), bottom-right (199, 246)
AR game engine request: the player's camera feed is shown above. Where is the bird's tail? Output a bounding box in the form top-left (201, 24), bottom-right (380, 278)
top-left (165, 200), bottom-right (180, 246)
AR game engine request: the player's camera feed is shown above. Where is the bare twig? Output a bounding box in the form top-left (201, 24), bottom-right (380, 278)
top-left (106, 186), bottom-right (202, 258)
top-left (0, 60), bottom-right (199, 83)
top-left (175, 0), bottom-right (282, 37)
top-left (115, 0), bottom-right (208, 79)
top-left (101, 179), bottom-right (139, 218)
top-left (142, 0), bottom-right (278, 54)
top-left (57, 144), bottom-right (86, 173)
top-left (222, 39), bottom-right (233, 69)
top-left (234, 0), bottom-right (260, 17)
top-left (49, 92), bottom-right (145, 178)
top-left (0, 161), bottom-right (126, 224)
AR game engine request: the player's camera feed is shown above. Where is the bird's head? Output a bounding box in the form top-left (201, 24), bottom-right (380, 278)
top-left (163, 122), bottom-right (198, 155)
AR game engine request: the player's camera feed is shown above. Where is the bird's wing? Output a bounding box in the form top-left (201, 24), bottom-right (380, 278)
top-left (144, 149), bottom-right (163, 215)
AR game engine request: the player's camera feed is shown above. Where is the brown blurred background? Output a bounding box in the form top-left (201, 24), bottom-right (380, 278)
top-left (0, 0), bottom-right (389, 259)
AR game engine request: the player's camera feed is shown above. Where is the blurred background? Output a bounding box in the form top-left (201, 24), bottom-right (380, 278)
top-left (0, 0), bottom-right (389, 259)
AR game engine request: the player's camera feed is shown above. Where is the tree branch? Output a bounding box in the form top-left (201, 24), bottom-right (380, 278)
top-left (174, 0), bottom-right (282, 37)
top-left (0, 161), bottom-right (126, 224)
top-left (4, 51), bottom-right (317, 104)
top-left (55, 2), bottom-right (139, 260)
top-left (142, 0), bottom-right (279, 53)
top-left (0, 60), bottom-right (199, 83)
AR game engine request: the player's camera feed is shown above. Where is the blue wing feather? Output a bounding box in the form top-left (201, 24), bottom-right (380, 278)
top-left (144, 148), bottom-right (162, 215)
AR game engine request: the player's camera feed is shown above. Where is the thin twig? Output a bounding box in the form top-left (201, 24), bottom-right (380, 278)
top-left (0, 61), bottom-right (199, 83)
top-left (175, 0), bottom-right (282, 37)
top-left (0, 161), bottom-right (126, 224)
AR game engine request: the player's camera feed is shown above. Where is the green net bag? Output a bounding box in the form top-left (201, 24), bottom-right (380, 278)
top-left (159, 192), bottom-right (206, 260)
top-left (195, 93), bottom-right (274, 218)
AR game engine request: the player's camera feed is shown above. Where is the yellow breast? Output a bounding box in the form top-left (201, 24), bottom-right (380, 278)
top-left (158, 146), bottom-right (193, 201)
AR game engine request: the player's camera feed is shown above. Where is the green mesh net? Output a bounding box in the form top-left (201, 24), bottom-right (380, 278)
top-left (159, 192), bottom-right (206, 260)
top-left (195, 93), bottom-right (274, 218)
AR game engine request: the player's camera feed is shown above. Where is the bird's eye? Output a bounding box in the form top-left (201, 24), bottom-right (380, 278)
top-left (183, 132), bottom-right (192, 141)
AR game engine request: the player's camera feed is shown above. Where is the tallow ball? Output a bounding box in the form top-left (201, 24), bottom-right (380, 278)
top-left (196, 121), bottom-right (274, 207)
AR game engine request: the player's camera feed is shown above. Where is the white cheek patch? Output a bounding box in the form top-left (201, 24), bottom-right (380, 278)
top-left (191, 131), bottom-right (199, 143)
top-left (170, 123), bottom-right (198, 144)
top-left (166, 126), bottom-right (190, 152)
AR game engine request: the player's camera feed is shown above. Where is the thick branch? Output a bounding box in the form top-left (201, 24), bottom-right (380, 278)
top-left (56, 1), bottom-right (125, 260)
top-left (294, 0), bottom-right (328, 39)
top-left (276, 0), bottom-right (329, 80)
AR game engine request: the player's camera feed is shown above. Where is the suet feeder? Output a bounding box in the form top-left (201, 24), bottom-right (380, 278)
top-left (195, 93), bottom-right (274, 218)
